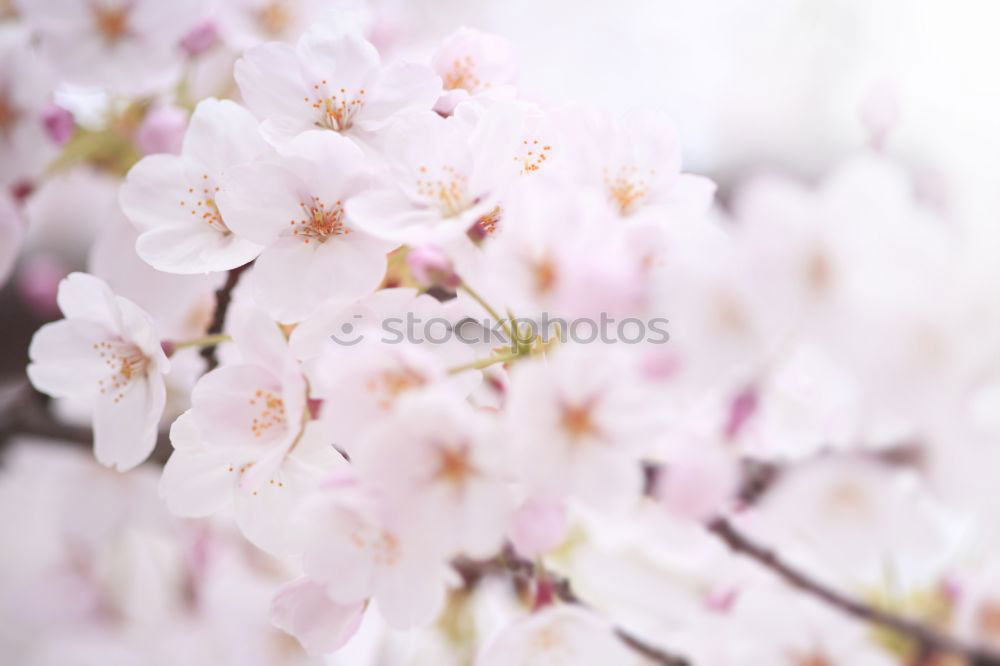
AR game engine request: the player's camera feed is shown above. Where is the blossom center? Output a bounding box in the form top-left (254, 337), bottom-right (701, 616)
top-left (248, 388), bottom-right (286, 438)
top-left (558, 398), bottom-right (602, 442)
top-left (416, 164), bottom-right (470, 218)
top-left (256, 1), bottom-right (291, 37)
top-left (290, 197), bottom-right (350, 244)
top-left (306, 81), bottom-right (366, 131)
top-left (431, 442), bottom-right (477, 488)
top-left (93, 339), bottom-right (149, 402)
top-left (514, 138), bottom-right (552, 174)
top-left (180, 175), bottom-right (229, 234)
top-left (91, 3), bottom-right (132, 44)
top-left (604, 166), bottom-right (652, 216)
top-left (443, 55), bottom-right (483, 92)
top-left (367, 366), bottom-right (428, 410)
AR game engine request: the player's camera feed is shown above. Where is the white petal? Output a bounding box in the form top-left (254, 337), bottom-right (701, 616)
top-left (135, 222), bottom-right (262, 274)
top-left (119, 154), bottom-right (190, 233)
top-left (182, 98), bottom-right (270, 176)
top-left (190, 364), bottom-right (287, 450)
top-left (93, 373), bottom-right (164, 471)
top-left (357, 61), bottom-right (441, 130)
top-left (159, 411), bottom-right (233, 517)
top-left (270, 577), bottom-right (366, 656)
top-left (56, 272), bottom-right (122, 330)
top-left (26, 319), bottom-right (114, 398)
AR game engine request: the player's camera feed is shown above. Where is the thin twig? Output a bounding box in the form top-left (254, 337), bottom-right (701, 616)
top-left (200, 263), bottom-right (249, 372)
top-left (707, 517), bottom-right (1000, 666)
top-left (455, 549), bottom-right (690, 666)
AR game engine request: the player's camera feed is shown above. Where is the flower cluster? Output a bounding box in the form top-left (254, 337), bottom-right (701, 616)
top-left (6, 3), bottom-right (1000, 665)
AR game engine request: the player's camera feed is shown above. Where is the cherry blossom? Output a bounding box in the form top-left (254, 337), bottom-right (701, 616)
top-left (27, 273), bottom-right (169, 470)
top-left (159, 306), bottom-right (341, 555)
top-left (16, 0), bottom-right (202, 95)
top-left (0, 26), bottom-right (58, 188)
top-left (346, 104), bottom-right (522, 245)
top-left (431, 27), bottom-right (517, 115)
top-left (298, 468), bottom-right (453, 629)
top-left (269, 577), bottom-right (366, 656)
top-left (477, 605), bottom-right (639, 665)
top-left (235, 25), bottom-right (440, 147)
top-left (352, 391), bottom-right (512, 558)
top-left (216, 132), bottom-right (395, 322)
top-left (504, 344), bottom-right (665, 509)
top-left (119, 99), bottom-right (269, 274)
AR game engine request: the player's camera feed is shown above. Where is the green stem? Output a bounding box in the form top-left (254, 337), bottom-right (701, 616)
top-left (448, 349), bottom-right (521, 375)
top-left (460, 282), bottom-right (512, 338)
top-left (171, 333), bottom-right (232, 351)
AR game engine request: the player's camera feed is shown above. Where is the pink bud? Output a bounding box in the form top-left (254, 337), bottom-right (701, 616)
top-left (16, 253), bottom-right (68, 319)
top-left (724, 385), bottom-right (757, 440)
top-left (180, 20), bottom-right (219, 57)
top-left (656, 444), bottom-right (738, 522)
top-left (407, 245), bottom-right (460, 289)
top-left (135, 105), bottom-right (188, 155)
top-left (508, 496), bottom-right (568, 559)
top-left (41, 104), bottom-right (74, 144)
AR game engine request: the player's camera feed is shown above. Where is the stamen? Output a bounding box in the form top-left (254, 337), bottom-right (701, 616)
top-left (90, 2), bottom-right (131, 44)
top-left (415, 164), bottom-right (470, 217)
top-left (248, 388), bottom-right (287, 438)
top-left (306, 83), bottom-right (366, 131)
top-left (93, 339), bottom-right (149, 403)
top-left (604, 165), bottom-right (652, 216)
top-left (178, 176), bottom-right (229, 234)
top-left (290, 197), bottom-right (351, 244)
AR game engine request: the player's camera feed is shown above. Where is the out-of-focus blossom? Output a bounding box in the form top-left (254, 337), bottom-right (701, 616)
top-left (16, 0), bottom-right (202, 94)
top-left (431, 27), bottom-right (517, 115)
top-left (215, 0), bottom-right (367, 51)
top-left (120, 98), bottom-right (268, 274)
top-left (477, 605), bottom-right (640, 665)
top-left (352, 391), bottom-right (512, 558)
top-left (134, 104), bottom-right (188, 155)
top-left (27, 273), bottom-right (170, 470)
top-left (235, 25), bottom-right (440, 148)
top-left (217, 132), bottom-right (395, 322)
top-left (180, 19), bottom-right (220, 57)
top-left (293, 289), bottom-right (480, 454)
top-left (298, 468), bottom-right (453, 629)
top-left (561, 106), bottom-right (715, 225)
top-left (270, 577), bottom-right (366, 656)
top-left (505, 344), bottom-right (664, 510)
top-left (40, 103), bottom-right (73, 144)
top-left (0, 26), bottom-right (58, 188)
top-left (507, 495), bottom-right (568, 559)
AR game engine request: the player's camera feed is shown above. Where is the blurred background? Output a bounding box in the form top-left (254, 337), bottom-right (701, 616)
top-left (2, 0), bottom-right (999, 663)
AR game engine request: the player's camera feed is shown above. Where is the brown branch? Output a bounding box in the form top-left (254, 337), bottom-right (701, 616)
top-left (200, 263), bottom-right (250, 372)
top-left (708, 517), bottom-right (1000, 666)
top-left (455, 549), bottom-right (689, 666)
top-left (0, 382), bottom-right (171, 464)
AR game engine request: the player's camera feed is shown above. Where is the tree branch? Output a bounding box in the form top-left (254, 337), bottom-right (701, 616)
top-left (200, 263), bottom-right (249, 372)
top-left (455, 549), bottom-right (690, 666)
top-left (707, 517), bottom-right (1000, 666)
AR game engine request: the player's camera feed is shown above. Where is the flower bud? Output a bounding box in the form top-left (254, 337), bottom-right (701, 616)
top-left (136, 105), bottom-right (188, 155)
top-left (406, 245), bottom-right (460, 289)
top-left (41, 104), bottom-right (74, 144)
